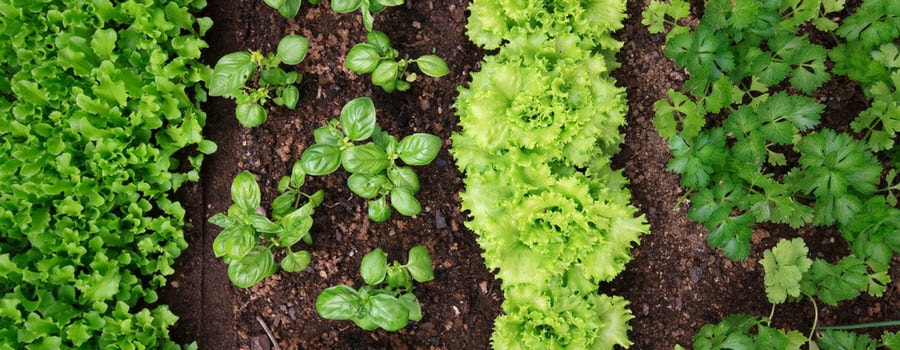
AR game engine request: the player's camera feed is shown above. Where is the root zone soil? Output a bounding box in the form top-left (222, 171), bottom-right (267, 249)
top-left (160, 0), bottom-right (900, 349)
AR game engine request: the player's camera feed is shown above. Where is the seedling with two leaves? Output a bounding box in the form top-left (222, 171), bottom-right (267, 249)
top-left (316, 246), bottom-right (434, 331)
top-left (346, 30), bottom-right (449, 93)
top-left (208, 168), bottom-right (324, 288)
top-left (207, 35), bottom-right (309, 127)
top-left (299, 97), bottom-right (441, 222)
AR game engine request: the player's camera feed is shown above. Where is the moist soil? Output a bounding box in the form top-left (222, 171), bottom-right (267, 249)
top-left (160, 0), bottom-right (900, 349)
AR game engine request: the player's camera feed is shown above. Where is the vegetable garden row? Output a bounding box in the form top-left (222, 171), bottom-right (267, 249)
top-left (1, 0), bottom-right (898, 349)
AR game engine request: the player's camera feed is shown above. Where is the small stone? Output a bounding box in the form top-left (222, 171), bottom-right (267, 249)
top-left (434, 211), bottom-right (447, 229)
top-left (250, 335), bottom-right (270, 350)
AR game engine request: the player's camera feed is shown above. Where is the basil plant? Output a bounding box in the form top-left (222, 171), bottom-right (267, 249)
top-left (346, 30), bottom-right (449, 93)
top-left (207, 35), bottom-right (309, 127)
top-left (208, 165), bottom-right (323, 288)
top-left (299, 96), bottom-right (441, 222)
top-left (316, 246), bottom-right (434, 331)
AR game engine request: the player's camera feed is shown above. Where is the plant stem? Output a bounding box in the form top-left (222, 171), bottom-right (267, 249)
top-left (767, 304), bottom-right (776, 327)
top-left (806, 294), bottom-right (818, 344)
top-left (673, 188), bottom-right (695, 212)
top-left (817, 320), bottom-right (900, 331)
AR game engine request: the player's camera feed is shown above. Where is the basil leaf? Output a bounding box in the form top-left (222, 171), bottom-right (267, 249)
top-left (361, 5), bottom-right (374, 32)
top-left (368, 196), bottom-right (391, 222)
top-left (308, 189), bottom-right (325, 208)
top-left (313, 123), bottom-right (343, 146)
top-left (280, 85), bottom-right (299, 109)
top-left (277, 0), bottom-right (302, 18)
top-left (232, 171), bottom-right (261, 212)
top-left (271, 192), bottom-right (295, 219)
top-left (276, 35), bottom-right (309, 65)
top-left (250, 214), bottom-right (283, 234)
top-left (300, 144), bottom-right (342, 175)
top-left (316, 285), bottom-right (358, 320)
top-left (289, 160), bottom-right (306, 188)
top-left (374, 0), bottom-right (403, 7)
top-left (264, 0), bottom-right (286, 8)
top-left (416, 55), bottom-right (449, 77)
top-left (371, 60), bottom-right (400, 87)
top-left (209, 52), bottom-right (255, 97)
top-left (388, 166), bottom-right (419, 193)
top-left (406, 245), bottom-right (434, 282)
top-left (385, 265), bottom-right (411, 289)
top-left (360, 248), bottom-right (387, 285)
top-left (340, 97), bottom-right (377, 141)
top-left (398, 133), bottom-right (441, 165)
top-left (346, 43), bottom-right (382, 74)
top-left (212, 226), bottom-right (255, 260)
top-left (208, 213), bottom-right (236, 229)
top-left (260, 67), bottom-right (288, 85)
top-left (227, 248), bottom-right (277, 288)
top-left (281, 250), bottom-right (311, 272)
top-left (347, 173), bottom-right (388, 199)
top-left (330, 0), bottom-right (361, 13)
top-left (372, 126), bottom-right (398, 151)
top-left (369, 294), bottom-right (409, 331)
top-left (341, 144), bottom-right (389, 175)
top-left (236, 102), bottom-right (267, 128)
top-left (280, 212), bottom-right (313, 247)
top-left (352, 315), bottom-right (379, 331)
top-left (399, 293), bottom-right (422, 321)
top-left (367, 30), bottom-right (392, 55)
top-left (390, 187), bottom-right (421, 216)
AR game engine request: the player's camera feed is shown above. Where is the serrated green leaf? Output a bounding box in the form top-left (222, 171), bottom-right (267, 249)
top-left (760, 238), bottom-right (811, 304)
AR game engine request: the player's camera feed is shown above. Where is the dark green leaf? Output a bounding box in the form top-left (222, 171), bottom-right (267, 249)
top-left (390, 187), bottom-right (421, 216)
top-left (342, 144), bottom-right (389, 174)
top-left (369, 294), bottom-right (409, 331)
top-left (340, 97), bottom-right (377, 141)
top-left (398, 133), bottom-right (440, 165)
top-left (346, 43), bottom-right (383, 74)
top-left (331, 0), bottom-right (362, 12)
top-left (368, 196), bottom-right (391, 222)
top-left (228, 248), bottom-right (277, 288)
top-left (347, 173), bottom-right (388, 199)
top-left (300, 144), bottom-right (342, 175)
top-left (371, 60), bottom-right (400, 87)
top-left (406, 246), bottom-right (433, 282)
top-left (316, 285), bottom-right (358, 320)
top-left (281, 250), bottom-right (311, 272)
top-left (236, 103), bottom-right (267, 128)
top-left (280, 85), bottom-right (299, 109)
top-left (387, 166), bottom-right (419, 193)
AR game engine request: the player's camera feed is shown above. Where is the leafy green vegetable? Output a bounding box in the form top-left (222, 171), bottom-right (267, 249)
top-left (209, 169), bottom-right (323, 288)
top-left (0, 0), bottom-right (212, 347)
top-left (761, 238), bottom-right (813, 304)
top-left (299, 97), bottom-right (441, 221)
top-left (316, 246), bottom-right (433, 331)
top-left (208, 35), bottom-right (309, 127)
top-left (453, 0), bottom-right (643, 347)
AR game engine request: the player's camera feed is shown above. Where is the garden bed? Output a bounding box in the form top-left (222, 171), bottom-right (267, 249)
top-left (160, 0), bottom-right (900, 348)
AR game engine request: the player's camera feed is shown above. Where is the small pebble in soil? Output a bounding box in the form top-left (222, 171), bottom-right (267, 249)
top-left (250, 335), bottom-right (270, 350)
top-left (434, 211), bottom-right (447, 229)
top-left (690, 266), bottom-right (703, 283)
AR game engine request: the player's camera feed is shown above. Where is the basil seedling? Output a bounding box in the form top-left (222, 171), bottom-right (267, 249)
top-left (346, 31), bottom-right (449, 93)
top-left (208, 166), bottom-right (323, 288)
top-left (208, 35), bottom-right (309, 127)
top-left (299, 97), bottom-right (441, 221)
top-left (316, 246), bottom-right (434, 331)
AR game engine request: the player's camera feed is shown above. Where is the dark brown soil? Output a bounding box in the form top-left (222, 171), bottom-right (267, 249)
top-left (161, 0), bottom-right (900, 349)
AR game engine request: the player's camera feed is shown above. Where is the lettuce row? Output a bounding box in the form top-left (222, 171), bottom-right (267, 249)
top-left (0, 0), bottom-right (211, 348)
top-left (453, 0), bottom-right (646, 347)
